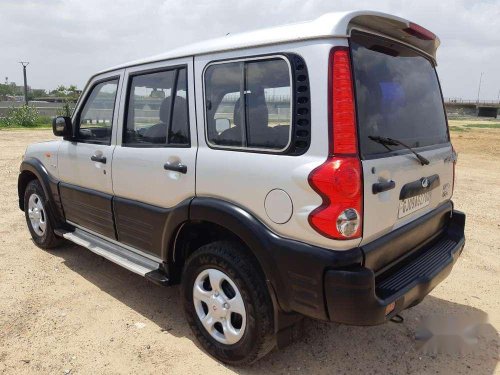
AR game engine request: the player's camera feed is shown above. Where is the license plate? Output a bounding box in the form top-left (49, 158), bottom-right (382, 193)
top-left (398, 192), bottom-right (431, 218)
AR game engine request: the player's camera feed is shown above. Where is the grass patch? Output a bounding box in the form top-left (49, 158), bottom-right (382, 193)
top-left (0, 121), bottom-right (52, 129)
top-left (463, 123), bottom-right (500, 129)
top-left (449, 126), bottom-right (468, 132)
top-left (0, 125), bottom-right (52, 130)
top-left (0, 116), bottom-right (52, 129)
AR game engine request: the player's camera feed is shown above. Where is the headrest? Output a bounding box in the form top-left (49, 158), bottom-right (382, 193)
top-left (159, 96), bottom-right (187, 123)
top-left (233, 93), bottom-right (268, 127)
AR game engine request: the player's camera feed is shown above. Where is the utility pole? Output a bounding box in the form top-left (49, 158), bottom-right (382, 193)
top-left (19, 61), bottom-right (29, 105)
top-left (476, 72), bottom-right (483, 105)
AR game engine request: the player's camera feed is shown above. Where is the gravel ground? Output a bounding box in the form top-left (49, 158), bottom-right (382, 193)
top-left (0, 127), bottom-right (498, 374)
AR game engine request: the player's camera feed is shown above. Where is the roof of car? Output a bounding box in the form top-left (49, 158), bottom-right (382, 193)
top-left (99, 10), bottom-right (439, 74)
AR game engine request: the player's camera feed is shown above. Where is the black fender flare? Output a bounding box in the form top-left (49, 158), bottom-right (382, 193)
top-left (18, 158), bottom-right (66, 228)
top-left (188, 197), bottom-right (363, 321)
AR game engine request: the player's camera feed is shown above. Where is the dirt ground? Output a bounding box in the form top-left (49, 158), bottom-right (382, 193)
top-left (0, 123), bottom-right (498, 374)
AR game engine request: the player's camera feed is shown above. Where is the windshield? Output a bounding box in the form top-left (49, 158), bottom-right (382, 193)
top-left (350, 31), bottom-right (449, 157)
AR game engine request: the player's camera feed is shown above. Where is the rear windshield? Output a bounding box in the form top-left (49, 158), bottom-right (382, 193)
top-left (350, 31), bottom-right (449, 157)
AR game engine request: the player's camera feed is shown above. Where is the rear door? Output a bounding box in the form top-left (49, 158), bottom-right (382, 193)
top-left (350, 31), bottom-right (455, 245)
top-left (111, 58), bottom-right (196, 258)
top-left (58, 71), bottom-right (123, 239)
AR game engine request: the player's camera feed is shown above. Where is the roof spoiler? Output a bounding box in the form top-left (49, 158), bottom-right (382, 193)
top-left (343, 12), bottom-right (440, 62)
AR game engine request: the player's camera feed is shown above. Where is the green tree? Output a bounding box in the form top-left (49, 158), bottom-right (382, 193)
top-left (0, 83), bottom-right (16, 96)
top-left (56, 85), bottom-right (66, 94)
top-left (29, 89), bottom-right (48, 100)
top-left (50, 84), bottom-right (79, 101)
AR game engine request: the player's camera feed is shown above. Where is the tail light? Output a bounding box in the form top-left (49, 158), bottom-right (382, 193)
top-left (308, 47), bottom-right (363, 240)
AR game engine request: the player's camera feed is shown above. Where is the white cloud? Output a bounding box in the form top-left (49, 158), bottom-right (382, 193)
top-left (0, 0), bottom-right (499, 99)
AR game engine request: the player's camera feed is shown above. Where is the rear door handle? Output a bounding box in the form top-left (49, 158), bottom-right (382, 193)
top-left (372, 180), bottom-right (395, 194)
top-left (90, 155), bottom-right (107, 164)
top-left (164, 162), bottom-right (187, 174)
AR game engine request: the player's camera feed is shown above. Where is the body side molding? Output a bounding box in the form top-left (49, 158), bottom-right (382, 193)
top-left (113, 196), bottom-right (192, 259)
top-left (59, 182), bottom-right (116, 239)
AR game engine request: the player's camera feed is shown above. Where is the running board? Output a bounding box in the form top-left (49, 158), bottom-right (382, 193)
top-left (62, 228), bottom-right (168, 283)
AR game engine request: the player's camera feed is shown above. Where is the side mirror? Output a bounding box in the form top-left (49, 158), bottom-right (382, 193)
top-left (52, 116), bottom-right (73, 138)
top-left (215, 118), bottom-right (231, 134)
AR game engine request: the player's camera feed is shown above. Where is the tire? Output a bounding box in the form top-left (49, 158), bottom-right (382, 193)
top-left (182, 241), bottom-right (275, 365)
top-left (24, 179), bottom-right (61, 249)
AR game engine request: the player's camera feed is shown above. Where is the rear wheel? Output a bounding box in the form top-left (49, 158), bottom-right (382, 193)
top-left (182, 241), bottom-right (275, 365)
top-left (24, 179), bottom-right (61, 249)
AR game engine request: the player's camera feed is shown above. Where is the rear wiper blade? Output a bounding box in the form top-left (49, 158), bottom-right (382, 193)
top-left (368, 136), bottom-right (430, 166)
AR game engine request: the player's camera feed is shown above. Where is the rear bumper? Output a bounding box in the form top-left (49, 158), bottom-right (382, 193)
top-left (266, 201), bottom-right (465, 324)
top-left (324, 209), bottom-right (465, 325)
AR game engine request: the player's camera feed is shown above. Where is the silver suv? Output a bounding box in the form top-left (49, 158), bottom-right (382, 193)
top-left (18, 11), bottom-right (466, 365)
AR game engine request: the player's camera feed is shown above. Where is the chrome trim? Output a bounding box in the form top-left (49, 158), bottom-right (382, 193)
top-left (66, 220), bottom-right (164, 263)
top-left (202, 54), bottom-right (293, 153)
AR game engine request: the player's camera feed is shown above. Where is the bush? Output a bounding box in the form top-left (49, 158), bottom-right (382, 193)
top-left (56, 100), bottom-right (75, 117)
top-left (1, 105), bottom-right (41, 128)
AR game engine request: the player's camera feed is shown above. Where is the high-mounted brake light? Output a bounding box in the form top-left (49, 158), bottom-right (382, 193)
top-left (308, 47), bottom-right (363, 240)
top-left (404, 22), bottom-right (436, 41)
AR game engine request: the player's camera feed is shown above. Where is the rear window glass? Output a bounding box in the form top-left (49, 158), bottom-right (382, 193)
top-left (204, 58), bottom-right (292, 151)
top-left (350, 32), bottom-right (449, 157)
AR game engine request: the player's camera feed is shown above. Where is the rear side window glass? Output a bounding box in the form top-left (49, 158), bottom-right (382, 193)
top-left (123, 67), bottom-right (189, 146)
top-left (204, 57), bottom-right (292, 151)
top-left (77, 79), bottom-right (118, 144)
top-left (350, 31), bottom-right (449, 157)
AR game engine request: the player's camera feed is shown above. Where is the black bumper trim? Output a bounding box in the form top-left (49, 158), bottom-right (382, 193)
top-left (324, 210), bottom-right (465, 325)
top-left (376, 238), bottom-right (456, 298)
top-left (362, 201), bottom-right (454, 272)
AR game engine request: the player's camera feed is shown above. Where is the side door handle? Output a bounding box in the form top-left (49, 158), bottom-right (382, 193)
top-left (164, 162), bottom-right (187, 174)
top-left (372, 180), bottom-right (395, 194)
top-left (91, 155), bottom-right (107, 164)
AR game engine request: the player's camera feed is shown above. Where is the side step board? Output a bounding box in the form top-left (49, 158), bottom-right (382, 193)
top-left (61, 229), bottom-right (169, 285)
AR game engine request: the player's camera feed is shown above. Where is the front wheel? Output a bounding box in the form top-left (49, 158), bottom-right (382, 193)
top-left (24, 179), bottom-right (61, 249)
top-left (182, 241), bottom-right (275, 365)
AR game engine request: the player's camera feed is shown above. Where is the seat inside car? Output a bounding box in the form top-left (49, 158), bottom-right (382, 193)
top-left (142, 95), bottom-right (188, 144)
top-left (218, 92), bottom-right (288, 148)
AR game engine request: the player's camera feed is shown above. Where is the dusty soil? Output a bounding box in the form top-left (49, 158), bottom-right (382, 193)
top-left (0, 126), bottom-right (498, 374)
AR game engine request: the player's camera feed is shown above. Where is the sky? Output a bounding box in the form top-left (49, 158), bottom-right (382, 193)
top-left (0, 0), bottom-right (499, 100)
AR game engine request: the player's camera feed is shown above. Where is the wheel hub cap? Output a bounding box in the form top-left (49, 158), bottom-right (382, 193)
top-left (27, 193), bottom-right (46, 236)
top-left (193, 268), bottom-right (246, 345)
top-left (210, 294), bottom-right (229, 319)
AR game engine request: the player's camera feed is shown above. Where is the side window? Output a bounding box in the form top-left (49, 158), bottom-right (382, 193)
top-left (123, 67), bottom-right (189, 146)
top-left (205, 58), bottom-right (292, 151)
top-left (77, 79), bottom-right (119, 144)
